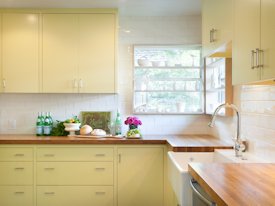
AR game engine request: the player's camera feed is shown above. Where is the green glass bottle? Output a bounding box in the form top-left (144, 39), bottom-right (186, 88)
top-left (43, 112), bottom-right (51, 136)
top-left (115, 110), bottom-right (122, 135)
top-left (36, 112), bottom-right (43, 136)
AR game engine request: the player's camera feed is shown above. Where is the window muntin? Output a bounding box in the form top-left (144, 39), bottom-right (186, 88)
top-left (133, 45), bottom-right (203, 114)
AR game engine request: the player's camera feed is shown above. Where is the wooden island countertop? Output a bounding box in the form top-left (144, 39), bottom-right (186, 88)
top-left (188, 163), bottom-right (275, 206)
top-left (0, 134), bottom-right (232, 152)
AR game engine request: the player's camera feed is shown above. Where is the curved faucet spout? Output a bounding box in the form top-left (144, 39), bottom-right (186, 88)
top-left (208, 103), bottom-right (243, 157)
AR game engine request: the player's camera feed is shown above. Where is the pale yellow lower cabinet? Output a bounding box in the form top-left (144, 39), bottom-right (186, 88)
top-left (37, 186), bottom-right (113, 206)
top-left (117, 147), bottom-right (164, 206)
top-left (0, 145), bottom-right (169, 206)
top-left (0, 186), bottom-right (33, 206)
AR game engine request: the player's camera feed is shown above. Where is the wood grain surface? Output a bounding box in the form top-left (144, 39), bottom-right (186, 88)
top-left (0, 134), bottom-right (233, 151)
top-left (188, 163), bottom-right (275, 206)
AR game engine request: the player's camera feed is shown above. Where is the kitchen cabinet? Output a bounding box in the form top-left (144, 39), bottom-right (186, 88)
top-left (1, 13), bottom-right (39, 93)
top-left (232, 0), bottom-right (275, 84)
top-left (36, 146), bottom-right (114, 206)
top-left (42, 13), bottom-right (116, 93)
top-left (0, 146), bottom-right (34, 206)
top-left (202, 0), bottom-right (233, 57)
top-left (117, 147), bottom-right (164, 206)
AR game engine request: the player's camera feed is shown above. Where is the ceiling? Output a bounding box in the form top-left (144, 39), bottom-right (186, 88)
top-left (0, 0), bottom-right (201, 16)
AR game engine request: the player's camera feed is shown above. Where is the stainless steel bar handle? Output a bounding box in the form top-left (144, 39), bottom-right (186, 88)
top-left (79, 79), bottom-right (83, 88)
top-left (74, 79), bottom-right (78, 88)
top-left (95, 192), bottom-right (106, 195)
top-left (44, 154), bottom-right (55, 157)
top-left (14, 167), bottom-right (25, 170)
top-left (256, 48), bottom-right (264, 68)
top-left (210, 30), bottom-right (212, 43)
top-left (251, 50), bottom-right (256, 69)
top-left (95, 167), bottom-right (106, 170)
top-left (118, 154), bottom-right (121, 163)
top-left (14, 192), bottom-right (25, 194)
top-left (3, 79), bottom-right (6, 88)
top-left (95, 154), bottom-right (106, 157)
top-left (44, 192), bottom-right (55, 195)
top-left (44, 167), bottom-right (55, 170)
top-left (14, 153), bottom-right (25, 157)
top-left (190, 179), bottom-right (216, 206)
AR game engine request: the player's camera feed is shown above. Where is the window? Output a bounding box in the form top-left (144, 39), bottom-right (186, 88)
top-left (133, 45), bottom-right (203, 114)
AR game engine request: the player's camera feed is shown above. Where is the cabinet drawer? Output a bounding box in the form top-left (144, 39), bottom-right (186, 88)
top-left (37, 162), bottom-right (113, 185)
top-left (0, 186), bottom-right (33, 206)
top-left (0, 147), bottom-right (33, 161)
top-left (37, 147), bottom-right (113, 161)
top-left (0, 162), bottom-right (33, 185)
top-left (37, 186), bottom-right (113, 206)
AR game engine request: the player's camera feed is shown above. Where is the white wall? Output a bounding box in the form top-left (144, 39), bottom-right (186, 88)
top-left (0, 15), bottom-right (212, 135)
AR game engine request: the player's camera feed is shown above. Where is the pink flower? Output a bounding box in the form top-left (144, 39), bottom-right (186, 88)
top-left (124, 116), bottom-right (142, 126)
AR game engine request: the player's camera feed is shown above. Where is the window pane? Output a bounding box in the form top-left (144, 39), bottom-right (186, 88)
top-left (133, 45), bottom-right (203, 114)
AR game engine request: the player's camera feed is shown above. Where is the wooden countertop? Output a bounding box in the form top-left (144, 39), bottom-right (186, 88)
top-left (188, 163), bottom-right (275, 206)
top-left (0, 134), bottom-right (232, 152)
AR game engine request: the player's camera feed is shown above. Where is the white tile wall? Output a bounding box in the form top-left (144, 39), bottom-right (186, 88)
top-left (212, 85), bottom-right (275, 160)
top-left (0, 15), bottom-right (213, 136)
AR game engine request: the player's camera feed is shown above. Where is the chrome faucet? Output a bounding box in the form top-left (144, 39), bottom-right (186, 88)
top-left (208, 103), bottom-right (245, 157)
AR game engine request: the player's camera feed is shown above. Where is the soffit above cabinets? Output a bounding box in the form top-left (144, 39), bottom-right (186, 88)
top-left (0, 0), bottom-right (201, 16)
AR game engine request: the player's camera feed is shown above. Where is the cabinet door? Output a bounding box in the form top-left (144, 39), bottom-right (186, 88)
top-left (78, 14), bottom-right (116, 93)
top-left (261, 0), bottom-right (275, 80)
top-left (37, 186), bottom-right (113, 206)
top-left (202, 0), bottom-right (232, 57)
top-left (202, 0), bottom-right (217, 57)
top-left (42, 14), bottom-right (78, 93)
top-left (0, 186), bottom-right (33, 206)
top-left (2, 13), bottom-right (39, 93)
top-left (232, 0), bottom-right (261, 85)
top-left (117, 147), bottom-right (164, 206)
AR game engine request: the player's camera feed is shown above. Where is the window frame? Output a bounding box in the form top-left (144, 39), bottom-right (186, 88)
top-left (132, 44), bottom-right (204, 115)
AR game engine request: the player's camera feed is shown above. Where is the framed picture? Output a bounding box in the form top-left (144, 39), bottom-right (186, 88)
top-left (81, 111), bottom-right (111, 133)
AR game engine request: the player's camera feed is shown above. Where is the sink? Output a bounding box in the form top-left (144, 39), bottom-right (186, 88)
top-left (167, 152), bottom-right (214, 206)
top-left (167, 150), bottom-right (270, 206)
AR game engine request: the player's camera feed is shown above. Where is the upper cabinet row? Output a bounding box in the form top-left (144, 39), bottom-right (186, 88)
top-left (0, 10), bottom-right (117, 93)
top-left (202, 0), bottom-right (275, 85)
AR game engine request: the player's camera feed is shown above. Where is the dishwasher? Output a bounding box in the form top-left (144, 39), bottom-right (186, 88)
top-left (190, 179), bottom-right (216, 206)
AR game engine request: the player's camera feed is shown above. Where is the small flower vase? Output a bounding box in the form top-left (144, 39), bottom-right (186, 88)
top-left (129, 124), bottom-right (138, 130)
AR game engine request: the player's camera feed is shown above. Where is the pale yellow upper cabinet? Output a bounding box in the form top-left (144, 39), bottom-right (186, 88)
top-left (78, 14), bottom-right (116, 93)
top-left (42, 14), bottom-right (78, 93)
top-left (42, 12), bottom-right (117, 93)
top-left (232, 0), bottom-right (275, 85)
top-left (117, 147), bottom-right (164, 206)
top-left (261, 0), bottom-right (275, 80)
top-left (202, 0), bottom-right (233, 57)
top-left (2, 13), bottom-right (39, 93)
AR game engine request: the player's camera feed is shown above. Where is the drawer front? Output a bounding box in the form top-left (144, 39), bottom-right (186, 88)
top-left (0, 162), bottom-right (33, 185)
top-left (37, 147), bottom-right (113, 161)
top-left (0, 147), bottom-right (33, 161)
top-left (37, 162), bottom-right (113, 185)
top-left (37, 186), bottom-right (113, 206)
top-left (0, 186), bottom-right (33, 206)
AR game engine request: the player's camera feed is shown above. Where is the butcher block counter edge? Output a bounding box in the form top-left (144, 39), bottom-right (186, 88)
top-left (188, 163), bottom-right (275, 206)
top-left (0, 134), bottom-right (233, 152)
